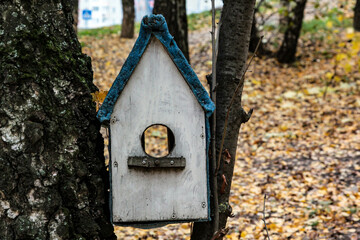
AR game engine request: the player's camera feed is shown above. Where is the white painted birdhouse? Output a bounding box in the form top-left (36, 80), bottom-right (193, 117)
top-left (97, 15), bottom-right (215, 227)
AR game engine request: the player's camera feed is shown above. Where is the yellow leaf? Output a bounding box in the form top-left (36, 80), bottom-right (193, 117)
top-left (325, 72), bottom-right (333, 79)
top-left (352, 41), bottom-right (360, 51)
top-left (181, 223), bottom-right (190, 229)
top-left (251, 79), bottom-right (261, 85)
top-left (335, 53), bottom-right (347, 62)
top-left (98, 91), bottom-right (108, 103)
top-left (279, 125), bottom-right (288, 131)
top-left (240, 231), bottom-right (247, 238)
top-left (351, 49), bottom-right (359, 56)
top-left (338, 42), bottom-right (346, 47)
top-left (268, 223), bottom-right (277, 230)
top-left (91, 92), bottom-right (97, 102)
top-left (334, 76), bottom-right (341, 82)
top-left (346, 33), bottom-right (354, 39)
top-left (337, 15), bottom-right (344, 22)
top-left (344, 63), bottom-right (352, 73)
top-left (286, 147), bottom-right (295, 152)
top-left (91, 91), bottom-right (108, 103)
top-left (326, 21), bottom-right (333, 28)
top-left (320, 186), bottom-right (327, 191)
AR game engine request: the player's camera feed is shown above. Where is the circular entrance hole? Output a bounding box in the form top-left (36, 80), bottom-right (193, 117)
top-left (141, 124), bottom-right (175, 158)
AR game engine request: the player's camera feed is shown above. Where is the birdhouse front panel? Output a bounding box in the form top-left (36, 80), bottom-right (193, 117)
top-left (110, 38), bottom-right (208, 223)
top-left (97, 14), bottom-right (215, 226)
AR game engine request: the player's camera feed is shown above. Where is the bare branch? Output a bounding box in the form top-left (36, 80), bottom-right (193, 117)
top-left (211, 0), bottom-right (219, 232)
top-left (262, 195), bottom-right (271, 240)
top-left (255, 0), bottom-right (266, 11)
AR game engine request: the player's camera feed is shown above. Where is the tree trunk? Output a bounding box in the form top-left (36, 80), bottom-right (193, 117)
top-left (279, 0), bottom-right (289, 28)
top-left (355, 0), bottom-right (360, 31)
top-left (153, 0), bottom-right (190, 62)
top-left (0, 1), bottom-right (115, 239)
top-left (276, 0), bottom-right (307, 63)
top-left (121, 0), bottom-right (135, 38)
top-left (72, 0), bottom-right (79, 33)
top-left (191, 0), bottom-right (256, 238)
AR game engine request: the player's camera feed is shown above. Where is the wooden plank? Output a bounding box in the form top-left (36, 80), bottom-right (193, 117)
top-left (110, 38), bottom-right (208, 223)
top-left (127, 156), bottom-right (186, 168)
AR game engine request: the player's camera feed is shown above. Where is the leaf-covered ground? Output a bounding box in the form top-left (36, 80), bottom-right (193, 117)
top-left (80, 8), bottom-right (360, 240)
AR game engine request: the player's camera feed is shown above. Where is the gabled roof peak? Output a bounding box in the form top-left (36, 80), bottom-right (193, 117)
top-left (141, 14), bottom-right (167, 31)
top-left (97, 14), bottom-right (215, 124)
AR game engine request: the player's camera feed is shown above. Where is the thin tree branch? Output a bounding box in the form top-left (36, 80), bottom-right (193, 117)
top-left (215, 36), bottom-right (262, 176)
top-left (211, 0), bottom-right (219, 232)
top-left (255, 0), bottom-right (266, 11)
top-left (215, 17), bottom-right (222, 61)
top-left (262, 12), bottom-right (277, 25)
top-left (262, 194), bottom-right (271, 240)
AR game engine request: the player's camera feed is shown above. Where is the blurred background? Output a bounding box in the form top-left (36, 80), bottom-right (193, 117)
top-left (77, 0), bottom-right (223, 29)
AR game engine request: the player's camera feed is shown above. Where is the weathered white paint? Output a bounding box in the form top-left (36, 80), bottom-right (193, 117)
top-left (110, 38), bottom-right (208, 223)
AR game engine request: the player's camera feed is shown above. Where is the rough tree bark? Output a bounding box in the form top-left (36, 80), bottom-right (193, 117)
top-left (191, 0), bottom-right (256, 238)
top-left (276, 0), bottom-right (307, 63)
top-left (153, 0), bottom-right (190, 62)
top-left (355, 0), bottom-right (360, 31)
top-left (72, 0), bottom-right (79, 33)
top-left (0, 1), bottom-right (115, 239)
top-left (121, 0), bottom-right (135, 38)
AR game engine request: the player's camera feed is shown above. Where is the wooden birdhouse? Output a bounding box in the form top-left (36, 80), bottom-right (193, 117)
top-left (97, 14), bottom-right (215, 227)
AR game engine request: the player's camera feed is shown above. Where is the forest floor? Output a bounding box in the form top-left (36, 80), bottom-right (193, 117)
top-left (80, 7), bottom-right (360, 240)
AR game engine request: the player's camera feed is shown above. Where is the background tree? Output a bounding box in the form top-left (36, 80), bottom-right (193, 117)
top-left (249, 1), bottom-right (272, 56)
top-left (249, 13), bottom-right (263, 54)
top-left (279, 0), bottom-right (290, 27)
top-left (276, 0), bottom-right (307, 63)
top-left (153, 0), bottom-right (190, 62)
top-left (355, 0), bottom-right (360, 31)
top-left (191, 0), bottom-right (256, 238)
top-left (249, 0), bottom-right (274, 56)
top-left (0, 1), bottom-right (115, 239)
top-left (121, 0), bottom-right (135, 38)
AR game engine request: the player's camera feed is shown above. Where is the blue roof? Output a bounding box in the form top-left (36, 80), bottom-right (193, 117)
top-left (97, 14), bottom-right (215, 123)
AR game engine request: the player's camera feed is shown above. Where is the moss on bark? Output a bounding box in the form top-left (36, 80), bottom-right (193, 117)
top-left (0, 1), bottom-right (115, 239)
